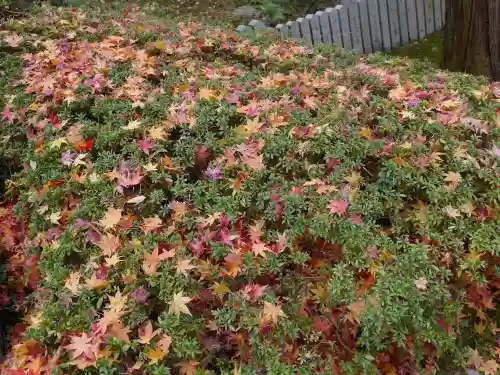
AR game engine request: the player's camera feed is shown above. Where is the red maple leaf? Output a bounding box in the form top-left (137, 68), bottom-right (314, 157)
top-left (138, 137), bottom-right (155, 155)
top-left (74, 139), bottom-right (94, 151)
top-left (328, 200), bottom-right (349, 215)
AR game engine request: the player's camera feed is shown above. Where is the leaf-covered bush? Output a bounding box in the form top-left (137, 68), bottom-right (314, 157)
top-left (0, 4), bottom-right (499, 375)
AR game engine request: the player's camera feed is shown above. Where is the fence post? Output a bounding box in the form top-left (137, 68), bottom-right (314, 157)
top-left (297, 17), bottom-right (313, 45)
top-left (347, 1), bottom-right (363, 52)
top-left (433, 0), bottom-right (443, 29)
top-left (425, 0), bottom-right (436, 34)
top-left (326, 7), bottom-right (344, 48)
top-left (317, 11), bottom-right (333, 45)
top-left (338, 5), bottom-right (352, 49)
top-left (357, 0), bottom-right (372, 53)
top-left (306, 14), bottom-right (323, 45)
top-left (286, 20), bottom-right (301, 40)
top-left (416, 0), bottom-right (427, 39)
top-left (276, 24), bottom-right (289, 39)
top-left (387, 0), bottom-right (401, 48)
top-left (367, 0), bottom-right (382, 51)
top-left (407, 0), bottom-right (419, 41)
top-left (378, 0), bottom-right (392, 51)
top-left (398, 0), bottom-right (410, 45)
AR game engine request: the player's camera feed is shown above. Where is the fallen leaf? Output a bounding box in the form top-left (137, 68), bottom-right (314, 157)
top-left (261, 301), bottom-right (285, 325)
top-left (126, 195), bottom-right (146, 205)
top-left (177, 360), bottom-right (199, 375)
top-left (99, 208), bottom-right (122, 230)
top-left (328, 199), bottom-right (349, 215)
top-left (168, 291), bottom-right (192, 316)
top-left (137, 321), bottom-right (161, 344)
top-left (176, 259), bottom-right (196, 277)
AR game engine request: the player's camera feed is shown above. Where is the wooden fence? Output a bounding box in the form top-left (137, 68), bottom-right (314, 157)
top-left (236, 0), bottom-right (446, 54)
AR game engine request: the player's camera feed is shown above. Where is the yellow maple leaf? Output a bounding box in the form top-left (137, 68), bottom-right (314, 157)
top-left (48, 137), bottom-right (68, 150)
top-left (212, 282), bottom-right (231, 296)
top-left (168, 291), bottom-right (192, 316)
top-left (149, 126), bottom-right (168, 140)
top-left (106, 290), bottom-right (128, 313)
top-left (122, 119), bottom-right (142, 130)
top-left (146, 347), bottom-right (165, 364)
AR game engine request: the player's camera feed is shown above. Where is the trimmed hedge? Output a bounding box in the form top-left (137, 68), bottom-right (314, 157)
top-left (0, 4), bottom-right (499, 375)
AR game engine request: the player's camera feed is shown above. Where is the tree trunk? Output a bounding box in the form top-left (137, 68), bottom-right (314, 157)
top-left (443, 0), bottom-right (500, 80)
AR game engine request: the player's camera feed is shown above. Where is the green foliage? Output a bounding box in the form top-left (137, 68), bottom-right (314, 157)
top-left (0, 3), bottom-right (499, 375)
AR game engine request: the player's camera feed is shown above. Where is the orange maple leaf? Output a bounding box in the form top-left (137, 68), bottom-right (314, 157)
top-left (99, 207), bottom-right (122, 230)
top-left (157, 334), bottom-right (172, 354)
top-left (141, 216), bottom-right (162, 235)
top-left (177, 360), bottom-right (199, 375)
top-left (97, 233), bottom-right (121, 256)
top-left (142, 247), bottom-right (174, 276)
top-left (64, 271), bottom-right (81, 295)
top-left (136, 320), bottom-right (161, 344)
top-left (107, 321), bottom-right (131, 343)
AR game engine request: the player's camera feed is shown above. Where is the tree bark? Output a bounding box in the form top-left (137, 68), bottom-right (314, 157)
top-left (443, 0), bottom-right (500, 80)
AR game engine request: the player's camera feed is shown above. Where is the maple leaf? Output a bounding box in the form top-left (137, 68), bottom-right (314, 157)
top-left (107, 321), bottom-right (131, 343)
top-left (149, 126), bottom-right (168, 140)
top-left (141, 216), bottom-right (162, 234)
top-left (224, 252), bottom-right (242, 277)
top-left (64, 271), bottom-right (81, 295)
top-left (170, 200), bottom-right (188, 220)
top-left (157, 334), bottom-right (172, 354)
top-left (168, 291), bottom-right (192, 316)
top-left (466, 348), bottom-right (484, 369)
top-left (99, 208), bottom-right (122, 230)
top-left (176, 259), bottom-right (196, 277)
top-left (97, 233), bottom-right (121, 256)
top-left (105, 254), bottom-right (122, 267)
top-left (199, 88), bottom-right (216, 100)
top-left (328, 199), bottom-right (349, 215)
top-left (126, 195), bottom-right (146, 205)
top-left (261, 302), bottom-right (286, 325)
top-left (65, 332), bottom-right (96, 359)
top-left (142, 247), bottom-right (162, 276)
top-left (480, 360), bottom-right (499, 375)
top-left (136, 320), bottom-right (161, 344)
top-left (106, 290), bottom-right (128, 313)
top-left (122, 119), bottom-right (142, 130)
top-left (138, 137), bottom-right (155, 155)
top-left (146, 347), bottom-right (165, 364)
top-left (177, 360), bottom-right (199, 375)
top-left (443, 206), bottom-right (461, 219)
top-left (48, 137), bottom-right (68, 150)
top-left (252, 242), bottom-right (270, 257)
top-left (444, 171), bottom-right (462, 189)
top-left (414, 277), bottom-right (428, 291)
top-left (118, 167), bottom-right (143, 187)
top-left (302, 96), bottom-right (317, 109)
top-left (49, 211), bottom-right (61, 224)
top-left (345, 300), bottom-right (364, 325)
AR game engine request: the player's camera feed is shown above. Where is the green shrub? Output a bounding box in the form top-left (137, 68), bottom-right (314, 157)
top-left (0, 4), bottom-right (499, 375)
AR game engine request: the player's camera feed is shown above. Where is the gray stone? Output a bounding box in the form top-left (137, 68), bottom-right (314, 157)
top-left (465, 370), bottom-right (481, 375)
top-left (232, 5), bottom-right (261, 20)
